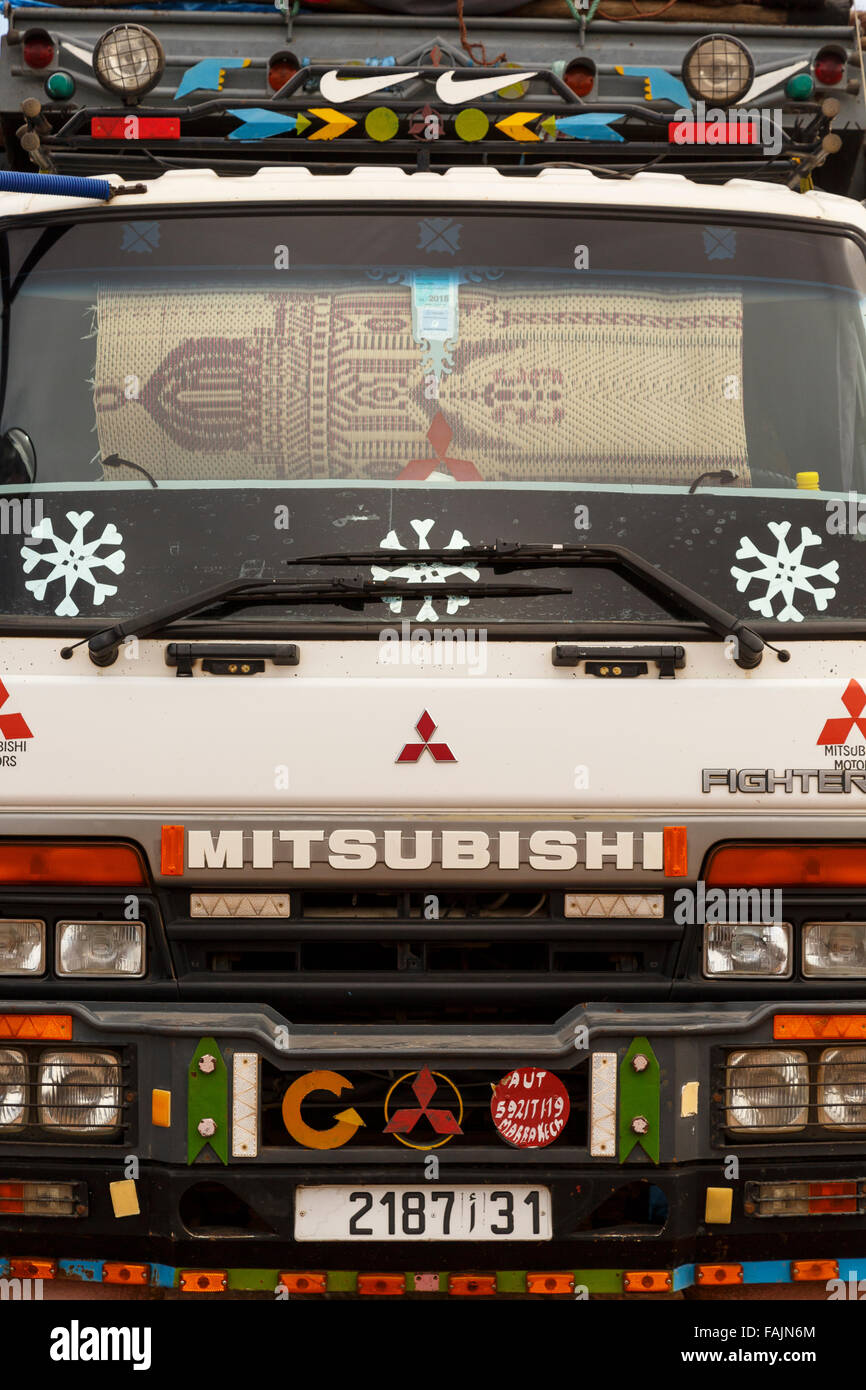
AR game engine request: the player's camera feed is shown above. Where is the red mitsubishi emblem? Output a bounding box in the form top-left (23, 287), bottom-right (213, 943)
top-left (818, 679), bottom-right (866, 745)
top-left (0, 679), bottom-right (32, 740)
top-left (396, 710), bottom-right (456, 764)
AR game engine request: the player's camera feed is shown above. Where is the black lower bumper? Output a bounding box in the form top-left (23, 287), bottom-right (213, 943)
top-left (1, 1156), bottom-right (865, 1281)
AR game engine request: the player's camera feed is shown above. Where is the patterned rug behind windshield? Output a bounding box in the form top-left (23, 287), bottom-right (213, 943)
top-left (93, 283), bottom-right (749, 484)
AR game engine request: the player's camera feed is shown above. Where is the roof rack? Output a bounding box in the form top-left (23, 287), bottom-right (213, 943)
top-left (16, 66), bottom-right (842, 186)
top-left (1, 12), bottom-right (853, 187)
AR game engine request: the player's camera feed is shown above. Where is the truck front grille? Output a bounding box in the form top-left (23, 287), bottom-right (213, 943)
top-left (167, 886), bottom-right (678, 1021)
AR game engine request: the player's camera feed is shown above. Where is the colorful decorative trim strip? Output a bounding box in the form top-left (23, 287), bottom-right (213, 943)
top-left (0, 1256), bottom-right (861, 1294)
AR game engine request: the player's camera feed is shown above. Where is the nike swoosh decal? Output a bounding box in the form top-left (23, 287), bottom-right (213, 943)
top-left (319, 69), bottom-right (419, 103)
top-left (737, 60), bottom-right (808, 105)
top-left (435, 70), bottom-right (537, 105)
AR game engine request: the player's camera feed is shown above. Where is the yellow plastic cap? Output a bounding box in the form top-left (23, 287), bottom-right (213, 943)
top-left (109, 1179), bottom-right (140, 1219)
top-left (796, 471), bottom-right (820, 490)
top-left (704, 1187), bottom-right (733, 1224)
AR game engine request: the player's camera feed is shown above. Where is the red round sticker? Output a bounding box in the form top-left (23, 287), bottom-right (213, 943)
top-left (490, 1067), bottom-right (570, 1149)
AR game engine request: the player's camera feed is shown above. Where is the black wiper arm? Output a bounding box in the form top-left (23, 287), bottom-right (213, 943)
top-left (67, 576), bottom-right (568, 667)
top-left (285, 539), bottom-right (765, 669)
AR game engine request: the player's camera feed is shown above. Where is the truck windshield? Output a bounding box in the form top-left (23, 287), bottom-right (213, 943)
top-left (2, 207), bottom-right (866, 629)
top-left (5, 208), bottom-right (866, 488)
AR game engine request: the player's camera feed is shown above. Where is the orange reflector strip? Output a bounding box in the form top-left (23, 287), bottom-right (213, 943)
top-left (449, 1275), bottom-right (496, 1296)
top-left (663, 826), bottom-right (688, 877)
top-left (358, 1274), bottom-right (405, 1296)
top-left (0, 1014), bottom-right (71, 1040)
top-left (697, 1264), bottom-right (743, 1285)
top-left (278, 1272), bottom-right (327, 1294)
top-left (161, 825), bottom-right (185, 876)
top-left (775, 1014), bottom-right (866, 1040)
top-left (151, 1089), bottom-right (171, 1128)
top-left (623, 1270), bottom-right (673, 1293)
top-left (102, 1262), bottom-right (149, 1285)
top-left (0, 841), bottom-right (146, 885)
top-left (705, 842), bottom-right (866, 887)
top-left (809, 1181), bottom-right (857, 1214)
top-left (179, 1270), bottom-right (227, 1293)
top-left (10, 1257), bottom-right (56, 1279)
top-left (792, 1259), bottom-right (838, 1282)
top-left (526, 1273), bottom-right (575, 1294)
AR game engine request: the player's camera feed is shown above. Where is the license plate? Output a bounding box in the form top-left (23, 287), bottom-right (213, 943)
top-left (294, 1185), bottom-right (551, 1241)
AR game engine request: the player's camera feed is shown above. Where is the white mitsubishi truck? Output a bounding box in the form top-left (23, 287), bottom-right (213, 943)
top-left (0, 1), bottom-right (865, 1300)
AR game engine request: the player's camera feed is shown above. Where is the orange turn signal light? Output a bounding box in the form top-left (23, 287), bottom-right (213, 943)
top-left (0, 1014), bottom-right (71, 1040)
top-left (0, 841), bottom-right (146, 885)
top-left (0, 1182), bottom-right (23, 1213)
top-left (696, 1264), bottom-right (743, 1285)
top-left (526, 1273), bottom-right (575, 1294)
top-left (775, 1014), bottom-right (866, 1040)
top-left (449, 1275), bottom-right (496, 1296)
top-left (792, 1259), bottom-right (838, 1282)
top-left (102, 1262), bottom-right (149, 1285)
top-left (705, 842), bottom-right (866, 887)
top-left (278, 1272), bottom-right (327, 1294)
top-left (664, 826), bottom-right (688, 877)
top-left (160, 825), bottom-right (184, 876)
top-left (10, 1257), bottom-right (56, 1279)
top-left (179, 1270), bottom-right (227, 1293)
top-left (357, 1274), bottom-right (405, 1296)
top-left (809, 1182), bottom-right (857, 1214)
top-left (623, 1270), bottom-right (673, 1293)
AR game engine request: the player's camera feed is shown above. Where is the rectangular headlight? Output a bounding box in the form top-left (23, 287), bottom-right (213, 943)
top-left (804, 922), bottom-right (866, 977)
top-left (0, 920), bottom-right (44, 975)
top-left (39, 1050), bottom-right (120, 1132)
top-left (0, 1048), bottom-right (26, 1128)
top-left (818, 1046), bottom-right (866, 1130)
top-left (726, 1048), bottom-right (808, 1132)
top-left (56, 921), bottom-right (144, 977)
top-left (704, 922), bottom-right (791, 977)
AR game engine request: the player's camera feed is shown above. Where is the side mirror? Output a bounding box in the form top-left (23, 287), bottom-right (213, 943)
top-left (0, 428), bottom-right (36, 485)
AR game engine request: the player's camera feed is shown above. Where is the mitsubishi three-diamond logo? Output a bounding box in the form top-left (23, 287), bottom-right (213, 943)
top-left (817, 679), bottom-right (866, 746)
top-left (396, 710), bottom-right (456, 764)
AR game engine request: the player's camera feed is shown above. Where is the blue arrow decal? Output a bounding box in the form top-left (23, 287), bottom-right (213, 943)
top-left (555, 113), bottom-right (626, 143)
top-left (615, 66), bottom-right (692, 108)
top-left (227, 108), bottom-right (298, 141)
top-left (176, 57), bottom-right (250, 101)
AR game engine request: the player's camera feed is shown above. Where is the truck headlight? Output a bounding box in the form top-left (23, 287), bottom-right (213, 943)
top-left (0, 1049), bottom-right (26, 1128)
top-left (726, 1048), bottom-right (808, 1132)
top-left (93, 24), bottom-right (164, 99)
top-left (704, 922), bottom-right (791, 977)
top-left (804, 922), bottom-right (866, 977)
top-left (818, 1047), bottom-right (866, 1130)
top-left (0, 919), bottom-right (44, 975)
top-left (39, 1051), bottom-right (120, 1132)
top-left (56, 921), bottom-right (144, 977)
top-left (682, 35), bottom-right (754, 106)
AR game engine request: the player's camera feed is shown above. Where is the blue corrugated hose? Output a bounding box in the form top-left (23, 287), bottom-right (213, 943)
top-left (0, 171), bottom-right (114, 200)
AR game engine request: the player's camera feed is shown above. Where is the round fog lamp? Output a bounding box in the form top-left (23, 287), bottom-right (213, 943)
top-left (93, 24), bottom-right (164, 100)
top-left (682, 35), bottom-right (754, 107)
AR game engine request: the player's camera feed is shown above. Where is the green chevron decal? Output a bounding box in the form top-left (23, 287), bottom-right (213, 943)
top-left (618, 1037), bottom-right (660, 1164)
top-left (187, 1037), bottom-right (228, 1165)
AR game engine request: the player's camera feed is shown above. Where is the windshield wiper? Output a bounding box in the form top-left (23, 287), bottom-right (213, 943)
top-left (285, 539), bottom-right (765, 669)
top-left (67, 576), bottom-right (568, 667)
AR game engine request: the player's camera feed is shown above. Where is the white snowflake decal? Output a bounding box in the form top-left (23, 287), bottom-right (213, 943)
top-left (20, 511), bottom-right (125, 617)
top-left (730, 520), bottom-right (839, 623)
top-left (371, 518), bottom-right (479, 621)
